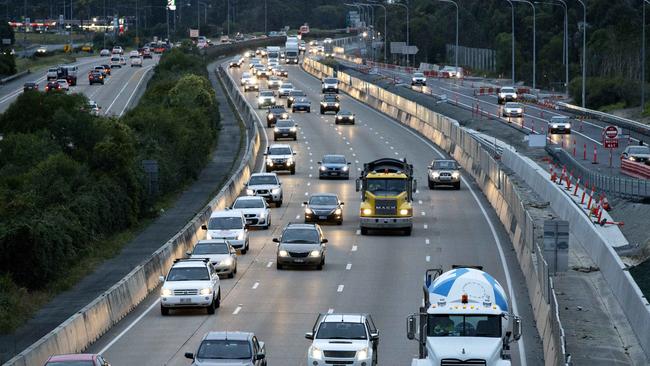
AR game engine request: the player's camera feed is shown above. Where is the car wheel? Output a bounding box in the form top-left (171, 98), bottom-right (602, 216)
top-left (274, 136), bottom-right (278, 141)
top-left (337, 220), bottom-right (342, 225)
top-left (428, 179), bottom-right (435, 189)
top-left (307, 108), bottom-right (310, 113)
top-left (360, 227), bottom-right (369, 235)
top-left (207, 298), bottom-right (216, 314)
top-left (160, 305), bottom-right (170, 316)
top-left (228, 271), bottom-right (234, 279)
top-left (276, 200), bottom-right (282, 207)
top-left (454, 182), bottom-right (461, 190)
top-left (290, 167), bottom-right (296, 175)
top-left (404, 227), bottom-right (412, 236)
top-left (215, 289), bottom-right (221, 308)
top-left (292, 108), bottom-right (295, 112)
top-left (241, 246), bottom-right (248, 255)
top-left (276, 262), bottom-right (283, 270)
top-left (320, 108), bottom-right (324, 114)
top-left (335, 120), bottom-right (339, 125)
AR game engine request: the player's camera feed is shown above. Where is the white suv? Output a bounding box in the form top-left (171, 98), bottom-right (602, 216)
top-left (159, 258), bottom-right (221, 315)
top-left (321, 77), bottom-right (339, 93)
top-left (306, 313), bottom-right (379, 366)
top-left (497, 86), bottom-right (518, 104)
top-left (231, 196), bottom-right (271, 229)
top-left (265, 144), bottom-right (296, 174)
top-left (411, 72), bottom-right (426, 86)
top-left (246, 173), bottom-right (283, 207)
top-left (201, 210), bottom-right (249, 254)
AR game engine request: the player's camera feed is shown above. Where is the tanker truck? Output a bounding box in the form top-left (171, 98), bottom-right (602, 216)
top-left (407, 266), bottom-right (522, 366)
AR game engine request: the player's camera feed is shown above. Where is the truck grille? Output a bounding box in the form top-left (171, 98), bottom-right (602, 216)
top-left (288, 251), bottom-right (309, 258)
top-left (441, 359), bottom-right (486, 366)
top-left (323, 350), bottom-right (356, 358)
top-left (173, 289), bottom-right (198, 296)
top-left (440, 172), bottom-right (451, 177)
top-left (256, 189), bottom-right (269, 194)
top-left (375, 199), bottom-right (397, 215)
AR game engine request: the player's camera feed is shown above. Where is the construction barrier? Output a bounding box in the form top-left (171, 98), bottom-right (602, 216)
top-left (621, 159), bottom-right (650, 179)
top-left (474, 87), bottom-right (497, 96)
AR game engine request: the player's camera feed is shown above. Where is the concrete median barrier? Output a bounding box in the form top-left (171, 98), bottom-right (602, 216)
top-left (4, 56), bottom-right (263, 366)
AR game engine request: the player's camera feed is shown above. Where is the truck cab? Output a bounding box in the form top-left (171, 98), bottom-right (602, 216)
top-left (356, 158), bottom-right (416, 235)
top-left (407, 267), bottom-right (522, 366)
top-left (306, 313), bottom-right (379, 366)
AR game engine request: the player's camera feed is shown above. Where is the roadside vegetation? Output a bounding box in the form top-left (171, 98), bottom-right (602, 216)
top-left (0, 46), bottom-right (219, 333)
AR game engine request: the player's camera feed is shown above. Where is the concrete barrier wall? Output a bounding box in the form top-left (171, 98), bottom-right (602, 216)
top-left (305, 58), bottom-right (570, 365)
top-left (502, 149), bottom-right (650, 358)
top-left (4, 61), bottom-right (263, 366)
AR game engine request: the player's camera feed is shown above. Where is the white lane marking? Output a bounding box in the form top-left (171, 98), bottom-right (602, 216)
top-left (267, 261), bottom-right (273, 268)
top-left (418, 200), bottom-right (423, 204)
top-left (233, 306), bottom-right (242, 315)
top-left (426, 256), bottom-right (431, 262)
top-left (98, 299), bottom-right (160, 354)
top-left (309, 166), bottom-right (313, 170)
top-left (305, 192), bottom-right (309, 196)
top-left (355, 229), bottom-right (360, 235)
top-left (349, 147), bottom-right (353, 151)
top-left (296, 215), bottom-right (301, 219)
top-left (252, 282), bottom-right (259, 289)
top-left (307, 182), bottom-right (311, 186)
top-left (328, 308), bottom-right (335, 314)
top-left (424, 224), bottom-right (428, 229)
top-left (310, 159), bottom-right (313, 162)
top-left (309, 174), bottom-right (313, 178)
top-left (337, 285), bottom-right (344, 292)
top-left (346, 263), bottom-right (352, 270)
top-left (352, 153), bottom-right (356, 157)
top-left (394, 152), bottom-right (399, 155)
top-left (307, 146), bottom-right (311, 150)
top-left (421, 211), bottom-right (426, 216)
top-left (103, 73), bottom-right (141, 115)
top-left (309, 152), bottom-right (313, 156)
top-left (346, 141), bottom-right (350, 145)
top-left (425, 239), bottom-right (430, 245)
top-left (351, 245), bottom-right (358, 251)
top-left (118, 65), bottom-right (156, 116)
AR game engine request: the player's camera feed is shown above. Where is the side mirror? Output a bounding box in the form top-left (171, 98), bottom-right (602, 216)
top-left (340, 202), bottom-right (345, 205)
top-left (272, 238), bottom-right (280, 243)
top-left (406, 314), bottom-right (417, 340)
top-left (427, 165), bottom-right (432, 169)
top-left (317, 161), bottom-right (322, 164)
top-left (513, 316), bottom-right (522, 341)
top-left (303, 201), bottom-right (308, 205)
top-left (184, 352), bottom-right (194, 360)
top-left (370, 331), bottom-right (379, 341)
top-left (321, 238), bottom-right (328, 243)
top-left (201, 224), bottom-right (208, 230)
top-left (159, 275), bottom-right (165, 283)
top-left (305, 332), bottom-right (314, 340)
top-left (347, 162), bottom-right (351, 165)
top-left (185, 250), bottom-right (192, 257)
top-left (256, 353), bottom-right (266, 360)
top-left (293, 152), bottom-right (297, 155)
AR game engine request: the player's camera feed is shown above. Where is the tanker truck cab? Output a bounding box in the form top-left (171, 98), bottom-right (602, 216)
top-left (407, 267), bottom-right (522, 366)
top-left (356, 158), bottom-right (416, 236)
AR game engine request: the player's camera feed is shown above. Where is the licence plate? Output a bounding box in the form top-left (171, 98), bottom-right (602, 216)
top-left (281, 133), bottom-right (288, 136)
top-left (331, 172), bottom-right (339, 176)
top-left (180, 298), bottom-right (192, 303)
top-left (440, 177), bottom-right (450, 180)
top-left (294, 259), bottom-right (304, 263)
top-left (319, 216), bottom-right (327, 220)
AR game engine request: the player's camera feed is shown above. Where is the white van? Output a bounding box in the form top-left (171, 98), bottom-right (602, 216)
top-left (201, 210), bottom-right (249, 254)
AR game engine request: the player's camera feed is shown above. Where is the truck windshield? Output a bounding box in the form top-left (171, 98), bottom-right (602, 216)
top-left (286, 51), bottom-right (298, 57)
top-left (366, 179), bottom-right (407, 196)
top-left (427, 315), bottom-right (501, 337)
top-left (193, 242), bottom-right (230, 255)
top-left (268, 52), bottom-right (279, 58)
top-left (316, 322), bottom-right (367, 339)
top-left (197, 339), bottom-right (251, 359)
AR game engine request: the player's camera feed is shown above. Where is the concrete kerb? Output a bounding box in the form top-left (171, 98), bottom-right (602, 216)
top-left (303, 58), bottom-right (569, 365)
top-left (4, 64), bottom-right (261, 366)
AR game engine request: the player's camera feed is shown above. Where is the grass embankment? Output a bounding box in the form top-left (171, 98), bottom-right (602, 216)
top-left (0, 45), bottom-right (219, 333)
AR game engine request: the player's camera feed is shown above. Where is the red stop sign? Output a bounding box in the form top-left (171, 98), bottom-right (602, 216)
top-left (604, 126), bottom-right (618, 139)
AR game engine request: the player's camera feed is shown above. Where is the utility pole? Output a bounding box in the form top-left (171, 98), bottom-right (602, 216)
top-left (264, 0), bottom-right (267, 34)
top-left (642, 0), bottom-right (649, 112)
top-left (512, 0), bottom-right (536, 89)
top-left (506, 0), bottom-right (515, 84)
top-left (577, 0), bottom-right (587, 108)
top-left (437, 0), bottom-right (459, 72)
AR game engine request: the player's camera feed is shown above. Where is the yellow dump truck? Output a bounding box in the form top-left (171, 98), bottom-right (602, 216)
top-left (356, 158), bottom-right (416, 235)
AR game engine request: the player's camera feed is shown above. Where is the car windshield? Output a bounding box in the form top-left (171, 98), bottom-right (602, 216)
top-left (281, 228), bottom-right (320, 243)
top-left (414, 73), bottom-right (424, 77)
top-left (48, 68), bottom-right (57, 72)
top-left (501, 87), bottom-right (515, 93)
top-left (260, 92), bottom-right (274, 97)
top-left (505, 103), bottom-right (521, 108)
top-left (45, 362), bottom-right (94, 366)
top-left (197, 340), bottom-right (251, 360)
top-left (427, 314), bottom-right (501, 338)
top-left (248, 175), bottom-right (278, 185)
top-left (324, 96), bottom-right (337, 102)
top-left (268, 147), bottom-right (292, 155)
top-left (366, 178), bottom-right (407, 196)
top-left (291, 91), bottom-right (306, 96)
top-left (310, 196), bottom-right (337, 206)
top-left (281, 84), bottom-right (293, 89)
top-left (276, 121), bottom-right (294, 128)
top-left (208, 217), bottom-right (243, 230)
top-left (270, 107), bottom-right (286, 113)
top-left (323, 155), bottom-right (346, 164)
top-left (324, 78), bottom-right (338, 83)
top-left (193, 242), bottom-right (230, 255)
top-left (629, 146), bottom-right (650, 154)
top-left (316, 322), bottom-right (367, 340)
top-left (296, 98), bottom-right (309, 103)
top-left (233, 198), bottom-right (265, 208)
top-left (166, 266), bottom-right (210, 281)
top-left (551, 116), bottom-right (570, 123)
top-left (242, 73), bottom-right (251, 78)
top-left (432, 161), bottom-right (457, 170)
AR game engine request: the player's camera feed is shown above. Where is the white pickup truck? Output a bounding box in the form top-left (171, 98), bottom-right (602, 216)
top-left (306, 313), bottom-right (379, 366)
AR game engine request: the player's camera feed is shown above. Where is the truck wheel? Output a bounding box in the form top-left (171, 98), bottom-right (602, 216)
top-left (404, 227), bottom-right (412, 236)
top-left (428, 179), bottom-right (435, 189)
top-left (160, 306), bottom-right (170, 316)
top-left (360, 227), bottom-right (368, 235)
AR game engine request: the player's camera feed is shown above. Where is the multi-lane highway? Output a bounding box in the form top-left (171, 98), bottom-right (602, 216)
top-left (86, 55), bottom-right (543, 365)
top-left (0, 53), bottom-right (157, 116)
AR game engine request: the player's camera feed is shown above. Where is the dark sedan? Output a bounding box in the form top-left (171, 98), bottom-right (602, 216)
top-left (303, 193), bottom-right (344, 225)
top-left (335, 110), bottom-right (355, 125)
top-left (291, 97), bottom-right (311, 113)
top-left (318, 154), bottom-right (351, 179)
top-left (320, 94), bottom-right (340, 114)
top-left (274, 119), bottom-right (298, 141)
top-left (266, 106), bottom-right (289, 127)
top-left (45, 81), bottom-right (62, 92)
top-left (23, 82), bottom-right (38, 92)
top-left (88, 71), bottom-right (104, 85)
top-left (287, 90), bottom-right (307, 108)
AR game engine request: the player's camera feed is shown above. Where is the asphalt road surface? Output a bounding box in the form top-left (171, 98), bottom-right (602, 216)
top-left (86, 56), bottom-right (544, 365)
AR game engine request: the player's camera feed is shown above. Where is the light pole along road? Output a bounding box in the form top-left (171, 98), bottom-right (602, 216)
top-left (368, 0), bottom-right (388, 62)
top-left (511, 0), bottom-right (536, 89)
top-left (577, 0), bottom-right (587, 108)
top-left (436, 0), bottom-right (459, 74)
top-left (388, 0), bottom-right (410, 66)
top-left (535, 0), bottom-right (568, 95)
top-left (505, 0), bottom-right (516, 84)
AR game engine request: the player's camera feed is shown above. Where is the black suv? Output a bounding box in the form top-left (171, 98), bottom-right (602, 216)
top-left (303, 193), bottom-right (344, 225)
top-left (287, 90), bottom-right (307, 108)
top-left (23, 82), bottom-right (38, 92)
top-left (88, 71), bottom-right (105, 85)
top-left (274, 223), bottom-right (327, 270)
top-left (273, 119), bottom-right (298, 141)
top-left (266, 105), bottom-right (289, 127)
top-left (320, 94), bottom-right (340, 114)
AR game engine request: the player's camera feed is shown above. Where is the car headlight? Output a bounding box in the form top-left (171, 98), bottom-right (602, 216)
top-left (274, 127), bottom-right (280, 132)
top-left (237, 232), bottom-right (245, 240)
top-left (282, 113), bottom-right (288, 119)
top-left (221, 257), bottom-right (234, 266)
top-left (161, 288), bottom-right (172, 296)
top-left (566, 123), bottom-right (571, 129)
top-left (259, 211), bottom-right (267, 218)
top-left (272, 188), bottom-right (281, 194)
top-left (305, 208), bottom-right (313, 214)
top-left (320, 102), bottom-right (326, 106)
top-left (356, 347), bottom-right (369, 360)
top-left (452, 171), bottom-right (460, 179)
top-left (334, 103), bottom-right (339, 107)
top-left (268, 114), bottom-right (274, 120)
top-left (320, 166), bottom-right (327, 171)
top-left (337, 116), bottom-right (342, 119)
top-left (199, 288), bottom-right (212, 295)
top-left (630, 156), bottom-right (637, 161)
top-left (552, 124), bottom-right (559, 128)
top-left (400, 209), bottom-right (410, 216)
top-left (290, 127), bottom-right (297, 132)
top-left (362, 208), bottom-right (372, 216)
top-left (246, 189), bottom-right (254, 195)
top-left (412, 78), bottom-right (416, 82)
top-left (334, 208), bottom-right (342, 215)
top-left (266, 159), bottom-right (274, 166)
top-left (309, 346), bottom-right (323, 360)
top-left (279, 250), bottom-right (289, 257)
top-left (350, 115), bottom-right (354, 119)
top-left (309, 250), bottom-right (321, 257)
top-left (259, 97), bottom-right (265, 103)
top-left (432, 172), bottom-right (440, 178)
top-left (287, 157), bottom-right (294, 165)
top-left (271, 97), bottom-right (276, 103)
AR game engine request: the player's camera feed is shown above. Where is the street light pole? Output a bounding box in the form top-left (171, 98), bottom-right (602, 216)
top-left (642, 0), bottom-right (649, 112)
top-left (264, 0), bottom-right (267, 34)
top-left (227, 0), bottom-right (230, 35)
top-left (437, 0), bottom-right (459, 72)
top-left (536, 0), bottom-right (568, 94)
top-left (511, 0), bottom-right (535, 89)
top-left (505, 0), bottom-right (515, 84)
top-left (368, 1), bottom-right (387, 62)
top-left (577, 0), bottom-right (587, 108)
top-left (389, 1), bottom-right (409, 65)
